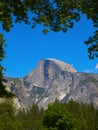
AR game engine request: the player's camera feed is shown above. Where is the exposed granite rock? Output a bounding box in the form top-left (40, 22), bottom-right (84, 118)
top-left (3, 58), bottom-right (98, 109)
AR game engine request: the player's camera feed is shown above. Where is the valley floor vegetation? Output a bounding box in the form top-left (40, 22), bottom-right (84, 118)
top-left (0, 99), bottom-right (98, 130)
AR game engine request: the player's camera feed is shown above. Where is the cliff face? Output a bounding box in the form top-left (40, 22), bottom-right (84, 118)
top-left (3, 58), bottom-right (98, 109)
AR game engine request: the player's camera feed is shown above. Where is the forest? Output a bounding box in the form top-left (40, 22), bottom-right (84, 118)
top-left (0, 99), bottom-right (98, 130)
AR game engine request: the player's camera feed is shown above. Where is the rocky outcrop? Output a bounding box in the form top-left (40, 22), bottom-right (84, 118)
top-left (3, 58), bottom-right (98, 109)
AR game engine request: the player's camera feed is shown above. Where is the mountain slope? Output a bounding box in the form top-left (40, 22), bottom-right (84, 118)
top-left (3, 58), bottom-right (98, 109)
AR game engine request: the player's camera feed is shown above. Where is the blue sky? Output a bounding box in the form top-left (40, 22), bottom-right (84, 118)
top-left (1, 15), bottom-right (98, 78)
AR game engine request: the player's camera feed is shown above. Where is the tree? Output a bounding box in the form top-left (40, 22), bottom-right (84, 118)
top-left (0, 34), bottom-right (14, 98)
top-left (95, 109), bottom-right (98, 130)
top-left (17, 104), bottom-right (44, 130)
top-left (0, 99), bottom-right (22, 129)
top-left (0, 0), bottom-right (98, 58)
top-left (0, 0), bottom-right (98, 96)
top-left (43, 103), bottom-right (77, 130)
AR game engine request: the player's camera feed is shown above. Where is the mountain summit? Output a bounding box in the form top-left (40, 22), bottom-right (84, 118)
top-left (28, 58), bottom-right (77, 87)
top-left (3, 58), bottom-right (98, 109)
top-left (46, 58), bottom-right (77, 72)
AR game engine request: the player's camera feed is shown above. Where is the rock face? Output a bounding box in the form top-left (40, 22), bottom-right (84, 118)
top-left (3, 58), bottom-right (98, 109)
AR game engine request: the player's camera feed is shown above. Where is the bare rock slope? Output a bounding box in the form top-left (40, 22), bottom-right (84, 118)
top-left (3, 58), bottom-right (98, 109)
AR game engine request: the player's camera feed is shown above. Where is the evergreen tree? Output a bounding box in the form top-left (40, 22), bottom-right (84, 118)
top-left (0, 34), bottom-right (14, 98)
top-left (95, 109), bottom-right (98, 130)
top-left (0, 99), bottom-right (22, 130)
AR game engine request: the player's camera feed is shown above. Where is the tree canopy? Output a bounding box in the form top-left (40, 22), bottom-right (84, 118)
top-left (0, 0), bottom-right (98, 58)
top-left (0, 0), bottom-right (98, 97)
top-left (0, 99), bottom-right (98, 130)
top-left (43, 103), bottom-right (77, 130)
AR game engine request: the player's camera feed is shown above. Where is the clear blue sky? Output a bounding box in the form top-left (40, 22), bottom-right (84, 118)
top-left (1, 15), bottom-right (98, 78)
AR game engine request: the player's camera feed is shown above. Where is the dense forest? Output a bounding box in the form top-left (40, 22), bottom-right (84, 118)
top-left (0, 99), bottom-right (98, 130)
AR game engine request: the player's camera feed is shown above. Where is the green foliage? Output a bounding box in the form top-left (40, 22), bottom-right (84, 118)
top-left (85, 30), bottom-right (98, 59)
top-left (0, 0), bottom-right (98, 59)
top-left (67, 100), bottom-right (97, 130)
top-left (80, 0), bottom-right (98, 59)
top-left (16, 104), bottom-right (45, 130)
top-left (0, 33), bottom-right (14, 98)
top-left (0, 34), bottom-right (5, 61)
top-left (0, 99), bottom-right (22, 130)
top-left (0, 83), bottom-right (15, 98)
top-left (43, 102), bottom-right (77, 130)
top-left (0, 70), bottom-right (14, 98)
top-left (0, 99), bottom-right (98, 130)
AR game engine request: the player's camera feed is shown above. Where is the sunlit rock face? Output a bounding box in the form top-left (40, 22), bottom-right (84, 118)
top-left (3, 58), bottom-right (98, 109)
